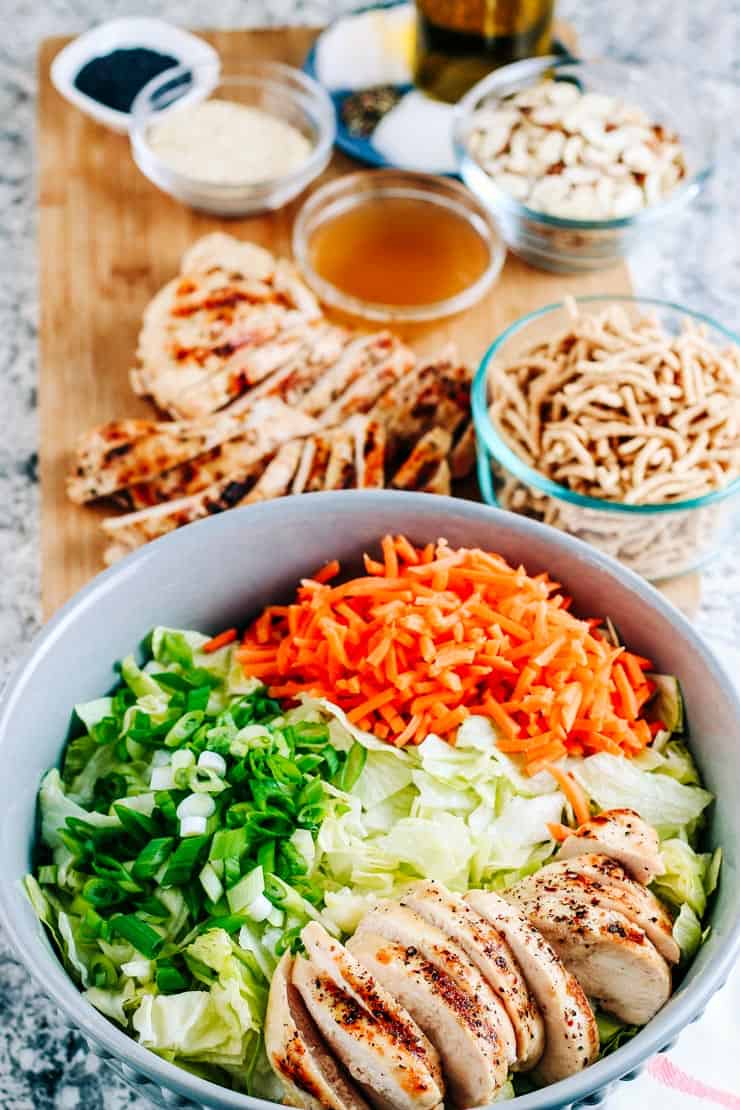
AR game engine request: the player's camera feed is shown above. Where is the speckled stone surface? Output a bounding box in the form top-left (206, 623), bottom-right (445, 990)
top-left (1, 1), bottom-right (739, 1106)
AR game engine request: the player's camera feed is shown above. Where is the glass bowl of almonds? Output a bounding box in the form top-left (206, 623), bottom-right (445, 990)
top-left (472, 296), bottom-right (740, 581)
top-left (454, 56), bottom-right (715, 272)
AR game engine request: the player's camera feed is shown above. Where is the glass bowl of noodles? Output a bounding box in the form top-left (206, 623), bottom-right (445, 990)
top-left (472, 296), bottom-right (740, 582)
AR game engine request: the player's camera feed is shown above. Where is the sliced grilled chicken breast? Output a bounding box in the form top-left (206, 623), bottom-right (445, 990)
top-left (168, 325), bottom-right (317, 419)
top-left (297, 924), bottom-right (443, 1110)
top-left (248, 325), bottom-right (351, 408)
top-left (100, 451), bottom-right (277, 563)
top-left (467, 890), bottom-right (599, 1085)
top-left (180, 231), bottom-right (277, 278)
top-left (390, 429), bottom-right (452, 492)
top-left (557, 808), bottom-right (665, 885)
top-left (150, 309), bottom-right (310, 418)
top-left (319, 346), bottom-right (415, 428)
top-left (354, 419), bottom-right (386, 489)
top-left (348, 930), bottom-right (509, 1107)
top-left (111, 442), bottom-right (271, 511)
top-left (355, 902), bottom-right (517, 1065)
top-left (513, 855), bottom-right (679, 964)
top-left (401, 881), bottom-right (544, 1071)
top-left (239, 440), bottom-right (304, 504)
top-left (506, 887), bottom-right (671, 1025)
top-left (300, 335), bottom-right (405, 418)
top-left (292, 434), bottom-right (334, 494)
top-left (449, 421), bottom-right (477, 480)
top-left (300, 924), bottom-right (443, 1091)
top-left (370, 351), bottom-right (471, 460)
top-left (135, 234), bottom-right (321, 413)
top-left (69, 399), bottom-right (316, 503)
top-left (324, 429), bottom-right (358, 491)
top-left (266, 953), bottom-right (372, 1110)
top-left (417, 459), bottom-right (451, 496)
top-left (292, 959), bottom-right (442, 1110)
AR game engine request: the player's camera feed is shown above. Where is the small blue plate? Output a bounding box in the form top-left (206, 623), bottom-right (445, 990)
top-left (304, 2), bottom-right (568, 173)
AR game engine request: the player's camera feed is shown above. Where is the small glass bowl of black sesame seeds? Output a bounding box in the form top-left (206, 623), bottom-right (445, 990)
top-left (50, 17), bottom-right (219, 133)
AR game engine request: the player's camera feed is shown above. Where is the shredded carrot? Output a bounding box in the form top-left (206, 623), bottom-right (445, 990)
top-left (546, 764), bottom-right (591, 825)
top-left (547, 822), bottom-right (574, 843)
top-left (311, 559), bottom-right (341, 585)
top-left (202, 627), bottom-right (237, 654)
top-left (239, 535), bottom-right (658, 760)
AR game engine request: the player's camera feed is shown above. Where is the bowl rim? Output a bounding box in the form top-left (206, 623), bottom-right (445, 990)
top-left (2, 490), bottom-right (740, 1110)
top-left (129, 58), bottom-right (336, 194)
top-left (472, 294), bottom-right (740, 515)
top-left (292, 168), bottom-right (506, 323)
top-left (453, 54), bottom-right (716, 232)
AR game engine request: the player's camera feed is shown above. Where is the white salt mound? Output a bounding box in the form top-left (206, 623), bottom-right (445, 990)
top-left (372, 91), bottom-right (457, 174)
top-left (316, 5), bottom-right (414, 91)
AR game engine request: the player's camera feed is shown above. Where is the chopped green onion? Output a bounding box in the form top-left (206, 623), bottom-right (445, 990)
top-left (156, 961), bottom-right (190, 994)
top-left (154, 791), bottom-right (179, 826)
top-left (199, 862), bottom-right (224, 903)
top-left (333, 742), bottom-right (367, 792)
top-left (209, 826), bottom-right (249, 861)
top-left (187, 686), bottom-right (211, 712)
top-left (223, 857), bottom-right (242, 888)
top-left (180, 815), bottom-right (208, 838)
top-left (195, 913), bottom-right (249, 935)
top-left (278, 841), bottom-right (309, 880)
top-left (227, 865), bottom-right (264, 914)
top-left (92, 856), bottom-right (142, 894)
top-left (38, 865), bottom-right (58, 885)
top-left (275, 924), bottom-right (304, 956)
top-left (83, 877), bottom-right (126, 908)
top-left (176, 794), bottom-right (216, 821)
top-left (136, 895), bottom-right (170, 921)
top-left (160, 835), bottom-right (210, 887)
top-left (113, 803), bottom-right (156, 841)
top-left (164, 711), bottom-right (204, 749)
top-left (78, 907), bottom-right (111, 942)
top-left (257, 840), bottom-right (276, 875)
top-left (131, 837), bottom-right (175, 881)
top-left (182, 879), bottom-right (203, 921)
top-left (322, 746), bottom-right (341, 777)
top-left (111, 913), bottom-right (164, 958)
top-left (89, 953), bottom-right (119, 989)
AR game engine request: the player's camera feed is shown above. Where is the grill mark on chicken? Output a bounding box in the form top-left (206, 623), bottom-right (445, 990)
top-left (467, 889), bottom-right (600, 1085)
top-left (401, 881), bottom-right (544, 1072)
top-left (514, 855), bottom-right (679, 964)
top-left (557, 807), bottom-right (665, 885)
top-left (354, 902), bottom-right (516, 1065)
top-left (266, 952), bottom-right (371, 1110)
top-left (348, 931), bottom-right (509, 1107)
top-left (300, 924), bottom-right (442, 1086)
top-left (292, 953), bottom-right (443, 1110)
top-left (507, 886), bottom-right (671, 1026)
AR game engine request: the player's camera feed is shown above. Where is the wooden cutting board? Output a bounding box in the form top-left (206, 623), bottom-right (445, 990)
top-left (38, 26), bottom-right (661, 620)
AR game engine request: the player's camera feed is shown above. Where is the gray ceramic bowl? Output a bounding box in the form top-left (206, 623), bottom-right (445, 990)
top-left (1, 492), bottom-right (738, 1110)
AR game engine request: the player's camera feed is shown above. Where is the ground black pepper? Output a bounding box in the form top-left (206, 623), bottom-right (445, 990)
top-left (340, 85), bottom-right (403, 137)
top-left (74, 47), bottom-right (180, 113)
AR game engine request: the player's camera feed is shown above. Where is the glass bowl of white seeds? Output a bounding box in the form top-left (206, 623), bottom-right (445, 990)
top-left (454, 56), bottom-right (715, 272)
top-left (130, 59), bottom-right (336, 216)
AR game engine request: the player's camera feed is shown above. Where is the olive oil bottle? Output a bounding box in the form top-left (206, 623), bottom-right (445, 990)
top-left (414, 0), bottom-right (555, 102)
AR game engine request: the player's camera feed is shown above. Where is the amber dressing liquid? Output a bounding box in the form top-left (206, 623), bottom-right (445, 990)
top-left (308, 196), bottom-right (490, 308)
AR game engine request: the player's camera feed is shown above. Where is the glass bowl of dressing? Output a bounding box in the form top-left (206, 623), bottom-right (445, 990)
top-left (292, 169), bottom-right (505, 323)
top-left (130, 59), bottom-right (336, 216)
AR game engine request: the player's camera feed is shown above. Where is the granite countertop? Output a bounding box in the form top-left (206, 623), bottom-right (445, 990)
top-left (2, 0), bottom-right (740, 1106)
